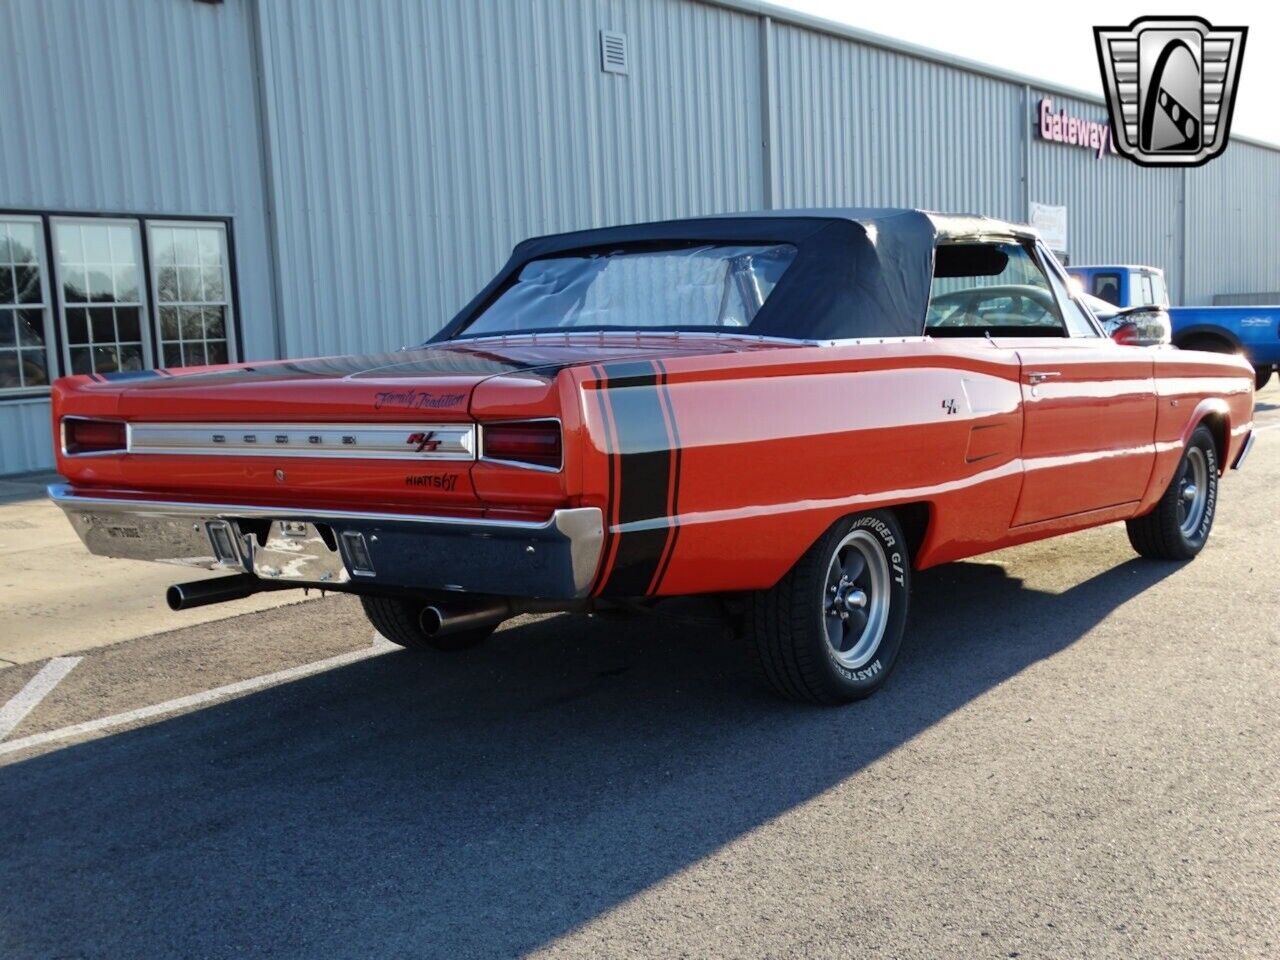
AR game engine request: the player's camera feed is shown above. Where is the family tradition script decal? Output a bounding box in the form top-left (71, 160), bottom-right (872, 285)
top-left (373, 389), bottom-right (468, 411)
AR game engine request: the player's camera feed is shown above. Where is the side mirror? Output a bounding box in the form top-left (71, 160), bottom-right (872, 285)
top-left (1107, 307), bottom-right (1172, 347)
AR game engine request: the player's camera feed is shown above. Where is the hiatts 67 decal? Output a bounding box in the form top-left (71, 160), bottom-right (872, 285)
top-left (405, 472), bottom-right (459, 490)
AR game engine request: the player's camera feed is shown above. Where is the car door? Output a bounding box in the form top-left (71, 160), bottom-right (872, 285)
top-left (1002, 246), bottom-right (1157, 525)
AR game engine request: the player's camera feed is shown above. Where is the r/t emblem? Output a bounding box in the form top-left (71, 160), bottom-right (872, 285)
top-left (941, 398), bottom-right (958, 415)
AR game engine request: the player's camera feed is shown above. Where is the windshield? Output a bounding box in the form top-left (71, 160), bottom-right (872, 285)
top-left (461, 243), bottom-right (797, 336)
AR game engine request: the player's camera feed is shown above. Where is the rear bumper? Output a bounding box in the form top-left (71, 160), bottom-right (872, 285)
top-left (48, 484), bottom-right (603, 599)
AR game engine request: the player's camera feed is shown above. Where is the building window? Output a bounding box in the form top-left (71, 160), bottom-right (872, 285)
top-left (0, 216), bottom-right (56, 395)
top-left (52, 219), bottom-right (150, 377)
top-left (149, 221), bottom-right (236, 367)
top-left (0, 211), bottom-right (238, 398)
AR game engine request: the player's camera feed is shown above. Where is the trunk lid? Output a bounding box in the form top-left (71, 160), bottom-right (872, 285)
top-left (57, 334), bottom-right (795, 514)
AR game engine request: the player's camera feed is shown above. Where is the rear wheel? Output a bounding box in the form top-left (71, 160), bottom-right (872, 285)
top-left (748, 511), bottom-right (911, 704)
top-left (1256, 365), bottom-right (1273, 391)
top-left (360, 595), bottom-right (495, 651)
top-left (1126, 424), bottom-right (1219, 560)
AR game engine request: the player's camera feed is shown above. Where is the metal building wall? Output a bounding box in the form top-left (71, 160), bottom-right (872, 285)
top-left (0, 0), bottom-right (274, 474)
top-left (1185, 141), bottom-right (1280, 305)
top-left (769, 22), bottom-right (1025, 220)
top-left (254, 0), bottom-right (764, 360)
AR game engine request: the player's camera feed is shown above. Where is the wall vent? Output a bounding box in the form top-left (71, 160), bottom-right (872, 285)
top-left (600, 30), bottom-right (628, 75)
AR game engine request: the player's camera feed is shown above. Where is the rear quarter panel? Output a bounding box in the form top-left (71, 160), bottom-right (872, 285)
top-left (571, 341), bottom-right (1027, 597)
top-left (1139, 348), bottom-right (1254, 511)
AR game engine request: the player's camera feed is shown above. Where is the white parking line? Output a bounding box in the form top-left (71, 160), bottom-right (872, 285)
top-left (0, 634), bottom-right (396, 759)
top-left (0, 656), bottom-right (81, 741)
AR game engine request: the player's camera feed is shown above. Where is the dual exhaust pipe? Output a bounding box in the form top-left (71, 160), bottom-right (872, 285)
top-left (166, 573), bottom-right (279, 611)
top-left (419, 598), bottom-right (512, 637)
top-left (165, 574), bottom-right (531, 637)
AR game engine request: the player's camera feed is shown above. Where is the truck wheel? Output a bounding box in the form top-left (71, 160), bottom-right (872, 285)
top-left (748, 510), bottom-right (911, 704)
top-left (1256, 366), bottom-right (1273, 391)
top-left (1126, 424), bottom-right (1218, 561)
top-left (360, 595), bottom-right (495, 651)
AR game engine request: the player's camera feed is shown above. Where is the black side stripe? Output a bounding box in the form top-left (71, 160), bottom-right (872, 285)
top-left (588, 363), bottom-right (620, 596)
top-left (598, 360), bottom-right (680, 597)
top-left (647, 358), bottom-right (682, 594)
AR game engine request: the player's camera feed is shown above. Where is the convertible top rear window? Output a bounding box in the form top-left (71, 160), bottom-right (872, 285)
top-left (464, 244), bottom-right (797, 335)
top-left (435, 213), bottom-right (940, 342)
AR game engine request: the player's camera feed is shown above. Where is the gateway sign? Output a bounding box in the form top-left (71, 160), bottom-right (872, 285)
top-left (1038, 97), bottom-right (1118, 160)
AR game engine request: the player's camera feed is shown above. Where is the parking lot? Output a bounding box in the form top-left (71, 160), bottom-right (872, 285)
top-left (1, 386), bottom-right (1277, 959)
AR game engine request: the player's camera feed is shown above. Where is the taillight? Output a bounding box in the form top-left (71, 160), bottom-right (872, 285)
top-left (481, 421), bottom-right (562, 469)
top-left (63, 418), bottom-right (127, 455)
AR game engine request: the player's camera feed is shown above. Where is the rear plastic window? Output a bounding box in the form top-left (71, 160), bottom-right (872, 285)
top-left (463, 244), bottom-right (797, 335)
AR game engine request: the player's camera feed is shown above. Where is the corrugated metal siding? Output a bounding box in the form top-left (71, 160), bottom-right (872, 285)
top-left (771, 24), bottom-right (1024, 219)
top-left (1025, 90), bottom-right (1183, 287)
top-left (1185, 141), bottom-right (1280, 305)
top-left (0, 0), bottom-right (273, 473)
top-left (256, 0), bottom-right (763, 359)
top-left (0, 400), bottom-right (56, 476)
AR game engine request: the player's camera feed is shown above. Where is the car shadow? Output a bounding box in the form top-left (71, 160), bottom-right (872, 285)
top-left (0, 554), bottom-right (1180, 958)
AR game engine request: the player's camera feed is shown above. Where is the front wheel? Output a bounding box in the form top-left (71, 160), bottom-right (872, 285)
top-left (1126, 424), bottom-right (1219, 560)
top-left (1256, 365), bottom-right (1274, 391)
top-left (748, 511), bottom-right (911, 704)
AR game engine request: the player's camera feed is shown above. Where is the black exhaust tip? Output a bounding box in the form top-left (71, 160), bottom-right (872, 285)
top-left (166, 573), bottom-right (271, 611)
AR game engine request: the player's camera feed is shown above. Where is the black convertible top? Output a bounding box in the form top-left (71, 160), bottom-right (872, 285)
top-left (434, 208), bottom-right (1038, 342)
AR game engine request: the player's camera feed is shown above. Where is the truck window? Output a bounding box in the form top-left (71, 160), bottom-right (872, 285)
top-left (1092, 272), bottom-right (1122, 306)
top-left (1145, 271), bottom-right (1170, 307)
top-left (1137, 273), bottom-right (1156, 306)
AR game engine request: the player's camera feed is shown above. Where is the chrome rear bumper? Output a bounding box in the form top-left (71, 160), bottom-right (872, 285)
top-left (48, 484), bottom-right (603, 599)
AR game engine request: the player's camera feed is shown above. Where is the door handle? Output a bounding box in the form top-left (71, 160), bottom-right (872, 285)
top-left (1027, 371), bottom-right (1061, 385)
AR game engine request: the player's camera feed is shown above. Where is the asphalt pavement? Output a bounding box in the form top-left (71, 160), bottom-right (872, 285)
top-left (1, 387), bottom-right (1278, 959)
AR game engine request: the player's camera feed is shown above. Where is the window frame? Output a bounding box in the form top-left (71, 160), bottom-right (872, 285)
top-left (146, 219), bottom-right (240, 368)
top-left (925, 237), bottom-right (1070, 337)
top-left (0, 214), bottom-right (58, 398)
top-left (50, 215), bottom-right (154, 379)
top-left (0, 209), bottom-right (242, 400)
top-left (1035, 242), bottom-right (1105, 339)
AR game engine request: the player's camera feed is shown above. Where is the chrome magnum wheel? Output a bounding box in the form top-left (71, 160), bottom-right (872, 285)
top-left (1127, 423), bottom-right (1219, 561)
top-left (749, 510), bottom-right (912, 704)
top-left (1176, 445), bottom-right (1210, 539)
top-left (824, 529), bottom-right (892, 670)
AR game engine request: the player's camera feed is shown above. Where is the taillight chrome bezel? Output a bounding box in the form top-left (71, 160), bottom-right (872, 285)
top-left (477, 418), bottom-right (564, 472)
top-left (61, 416), bottom-right (130, 457)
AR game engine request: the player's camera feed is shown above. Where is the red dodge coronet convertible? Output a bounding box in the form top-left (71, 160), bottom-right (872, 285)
top-left (50, 209), bottom-right (1256, 703)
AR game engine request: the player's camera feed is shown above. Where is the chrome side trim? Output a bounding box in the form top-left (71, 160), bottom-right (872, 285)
top-left (126, 422), bottom-right (476, 460)
top-left (1232, 430), bottom-right (1256, 470)
top-left (48, 485), bottom-right (604, 598)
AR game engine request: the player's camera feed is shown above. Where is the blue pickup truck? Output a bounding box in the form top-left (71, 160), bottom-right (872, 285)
top-left (1068, 265), bottom-right (1280, 390)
